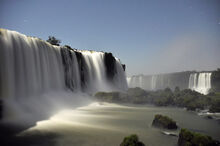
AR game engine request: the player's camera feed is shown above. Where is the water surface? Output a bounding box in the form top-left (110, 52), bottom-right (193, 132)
top-left (22, 102), bottom-right (220, 146)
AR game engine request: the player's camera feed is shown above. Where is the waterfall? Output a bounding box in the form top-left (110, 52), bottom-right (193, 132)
top-left (128, 72), bottom-right (212, 94)
top-left (188, 73), bottom-right (212, 95)
top-left (139, 75), bottom-right (143, 88)
top-left (127, 77), bottom-right (131, 86)
top-left (127, 75), bottom-right (144, 88)
top-left (151, 75), bottom-right (157, 90)
top-left (0, 29), bottom-right (127, 123)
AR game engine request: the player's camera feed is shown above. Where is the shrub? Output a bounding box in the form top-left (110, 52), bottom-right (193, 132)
top-left (152, 114), bottom-right (177, 129)
top-left (46, 36), bottom-right (61, 46)
top-left (178, 128), bottom-right (219, 146)
top-left (120, 134), bottom-right (145, 146)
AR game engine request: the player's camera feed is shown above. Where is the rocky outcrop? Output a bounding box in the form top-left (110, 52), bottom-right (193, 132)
top-left (152, 114), bottom-right (178, 129)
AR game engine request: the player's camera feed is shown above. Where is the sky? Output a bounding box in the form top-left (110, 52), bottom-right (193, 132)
top-left (0, 0), bottom-right (220, 76)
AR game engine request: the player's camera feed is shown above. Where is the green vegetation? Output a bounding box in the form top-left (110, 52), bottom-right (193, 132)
top-left (46, 36), bottom-right (61, 46)
top-left (127, 88), bottom-right (148, 104)
top-left (120, 134), bottom-right (145, 146)
top-left (211, 69), bottom-right (220, 92)
top-left (206, 92), bottom-right (220, 113)
top-left (152, 114), bottom-right (177, 129)
top-left (94, 87), bottom-right (148, 104)
top-left (178, 128), bottom-right (219, 146)
top-left (94, 92), bottom-right (128, 103)
top-left (94, 87), bottom-right (220, 113)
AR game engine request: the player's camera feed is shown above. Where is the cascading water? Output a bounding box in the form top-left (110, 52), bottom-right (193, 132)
top-left (151, 75), bottom-right (157, 90)
top-left (127, 75), bottom-right (144, 89)
top-left (127, 72), bottom-right (209, 92)
top-left (0, 29), bottom-right (127, 124)
top-left (188, 73), bottom-right (212, 95)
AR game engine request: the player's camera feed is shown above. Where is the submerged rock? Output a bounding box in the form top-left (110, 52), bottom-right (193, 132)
top-left (207, 115), bottom-right (213, 119)
top-left (152, 114), bottom-right (178, 129)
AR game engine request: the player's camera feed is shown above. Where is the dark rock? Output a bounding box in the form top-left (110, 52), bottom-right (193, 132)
top-left (75, 51), bottom-right (88, 90)
top-left (104, 52), bottom-right (116, 80)
top-left (60, 47), bottom-right (75, 91)
top-left (122, 64), bottom-right (126, 71)
top-left (60, 46), bottom-right (89, 91)
top-left (152, 114), bottom-right (178, 129)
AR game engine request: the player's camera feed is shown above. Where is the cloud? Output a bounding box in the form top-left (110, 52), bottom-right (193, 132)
top-left (142, 33), bottom-right (220, 75)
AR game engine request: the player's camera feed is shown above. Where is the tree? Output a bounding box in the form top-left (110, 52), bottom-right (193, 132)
top-left (120, 134), bottom-right (145, 146)
top-left (164, 87), bottom-right (172, 93)
top-left (46, 36), bottom-right (61, 46)
top-left (174, 86), bottom-right (180, 93)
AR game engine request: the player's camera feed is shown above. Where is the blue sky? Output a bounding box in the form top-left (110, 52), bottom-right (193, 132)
top-left (1, 0), bottom-right (220, 76)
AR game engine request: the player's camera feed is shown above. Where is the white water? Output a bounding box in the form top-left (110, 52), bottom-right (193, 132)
top-left (127, 72), bottom-right (212, 94)
top-left (188, 73), bottom-right (212, 95)
top-left (127, 75), bottom-right (144, 89)
top-left (127, 74), bottom-right (166, 90)
top-left (0, 29), bottom-right (127, 123)
top-left (151, 75), bottom-right (157, 90)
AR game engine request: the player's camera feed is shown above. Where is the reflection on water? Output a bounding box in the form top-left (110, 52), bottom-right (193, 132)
top-left (21, 102), bottom-right (220, 146)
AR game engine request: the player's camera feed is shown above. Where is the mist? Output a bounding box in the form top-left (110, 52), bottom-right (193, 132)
top-left (3, 91), bottom-right (92, 125)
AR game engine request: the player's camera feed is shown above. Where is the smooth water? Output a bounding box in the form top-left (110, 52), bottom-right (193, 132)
top-left (22, 103), bottom-right (220, 146)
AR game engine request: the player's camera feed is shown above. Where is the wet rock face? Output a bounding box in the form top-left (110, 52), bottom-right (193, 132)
top-left (60, 47), bottom-right (88, 91)
top-left (61, 48), bottom-right (125, 92)
top-left (122, 64), bottom-right (126, 71)
top-left (74, 51), bottom-right (87, 90)
top-left (104, 53), bottom-right (116, 80)
top-left (152, 114), bottom-right (178, 129)
top-left (60, 47), bottom-right (75, 91)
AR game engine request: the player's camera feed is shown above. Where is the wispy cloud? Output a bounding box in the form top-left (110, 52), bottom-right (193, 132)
top-left (142, 33), bottom-right (220, 75)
